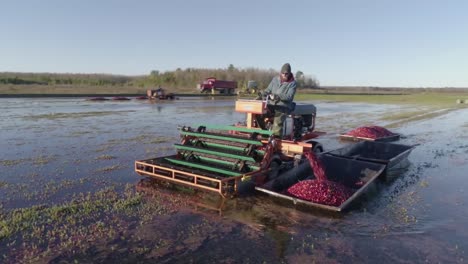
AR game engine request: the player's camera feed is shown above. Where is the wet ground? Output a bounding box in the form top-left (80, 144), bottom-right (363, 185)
top-left (0, 97), bottom-right (467, 263)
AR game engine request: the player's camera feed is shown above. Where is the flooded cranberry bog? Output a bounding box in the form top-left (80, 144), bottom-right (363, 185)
top-left (1, 97), bottom-right (467, 263)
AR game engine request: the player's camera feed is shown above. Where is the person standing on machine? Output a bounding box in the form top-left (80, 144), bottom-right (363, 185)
top-left (256, 63), bottom-right (297, 138)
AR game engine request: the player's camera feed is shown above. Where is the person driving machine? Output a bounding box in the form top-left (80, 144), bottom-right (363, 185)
top-left (255, 63), bottom-right (297, 138)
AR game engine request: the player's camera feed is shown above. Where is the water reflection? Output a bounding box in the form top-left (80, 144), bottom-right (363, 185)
top-left (136, 178), bottom-right (344, 225)
top-left (1, 97), bottom-right (468, 262)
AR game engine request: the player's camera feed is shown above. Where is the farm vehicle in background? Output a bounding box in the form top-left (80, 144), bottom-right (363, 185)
top-left (197, 77), bottom-right (237, 94)
top-left (237, 80), bottom-right (259, 95)
top-left (147, 87), bottom-right (175, 100)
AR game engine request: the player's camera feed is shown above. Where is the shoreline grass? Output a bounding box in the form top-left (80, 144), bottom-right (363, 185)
top-left (296, 92), bottom-right (468, 108)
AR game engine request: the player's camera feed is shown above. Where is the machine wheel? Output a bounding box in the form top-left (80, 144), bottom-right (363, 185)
top-left (312, 144), bottom-right (323, 153)
top-left (302, 139), bottom-right (323, 153)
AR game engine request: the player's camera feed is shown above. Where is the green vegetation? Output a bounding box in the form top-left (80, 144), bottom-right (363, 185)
top-left (2, 67), bottom-right (467, 97)
top-left (384, 109), bottom-right (455, 128)
top-left (0, 72), bottom-right (132, 86)
top-left (380, 110), bottom-right (431, 121)
top-left (95, 155), bottom-right (116, 160)
top-left (0, 186), bottom-right (174, 262)
top-left (0, 159), bottom-right (25, 166)
top-left (95, 165), bottom-right (121, 172)
top-left (0, 65), bottom-right (319, 95)
top-left (22, 111), bottom-right (129, 120)
top-left (0, 68), bottom-right (468, 100)
top-left (296, 92), bottom-right (468, 108)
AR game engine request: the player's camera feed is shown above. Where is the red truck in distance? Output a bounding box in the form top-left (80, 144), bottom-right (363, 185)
top-left (197, 77), bottom-right (237, 94)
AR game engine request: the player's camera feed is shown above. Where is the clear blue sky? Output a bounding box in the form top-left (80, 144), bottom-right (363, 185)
top-left (1, 0), bottom-right (467, 87)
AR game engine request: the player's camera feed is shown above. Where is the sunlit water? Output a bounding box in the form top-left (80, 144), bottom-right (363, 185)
top-left (1, 97), bottom-right (467, 263)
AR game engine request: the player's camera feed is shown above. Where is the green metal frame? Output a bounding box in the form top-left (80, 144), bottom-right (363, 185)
top-left (180, 131), bottom-right (263, 145)
top-left (190, 140), bottom-right (265, 156)
top-left (196, 156), bottom-right (260, 171)
top-left (165, 158), bottom-right (242, 177)
top-left (174, 144), bottom-right (256, 162)
top-left (196, 125), bottom-right (273, 136)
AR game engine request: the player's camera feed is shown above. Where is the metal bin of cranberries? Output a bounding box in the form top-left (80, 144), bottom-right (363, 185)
top-left (255, 154), bottom-right (386, 212)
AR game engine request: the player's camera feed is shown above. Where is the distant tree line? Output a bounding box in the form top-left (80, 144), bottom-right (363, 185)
top-left (0, 65), bottom-right (320, 91)
top-left (0, 72), bottom-right (133, 86)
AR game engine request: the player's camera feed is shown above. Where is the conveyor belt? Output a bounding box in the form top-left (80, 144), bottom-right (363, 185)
top-left (174, 144), bottom-right (257, 162)
top-left (135, 125), bottom-right (270, 196)
top-left (180, 131), bottom-right (263, 145)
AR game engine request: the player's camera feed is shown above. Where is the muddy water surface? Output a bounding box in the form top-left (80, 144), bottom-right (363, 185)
top-left (0, 97), bottom-right (467, 263)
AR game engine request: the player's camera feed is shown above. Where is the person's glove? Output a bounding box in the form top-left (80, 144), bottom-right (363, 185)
top-left (269, 94), bottom-right (280, 103)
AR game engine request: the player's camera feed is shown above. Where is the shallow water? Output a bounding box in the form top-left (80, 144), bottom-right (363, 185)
top-left (0, 97), bottom-right (467, 263)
